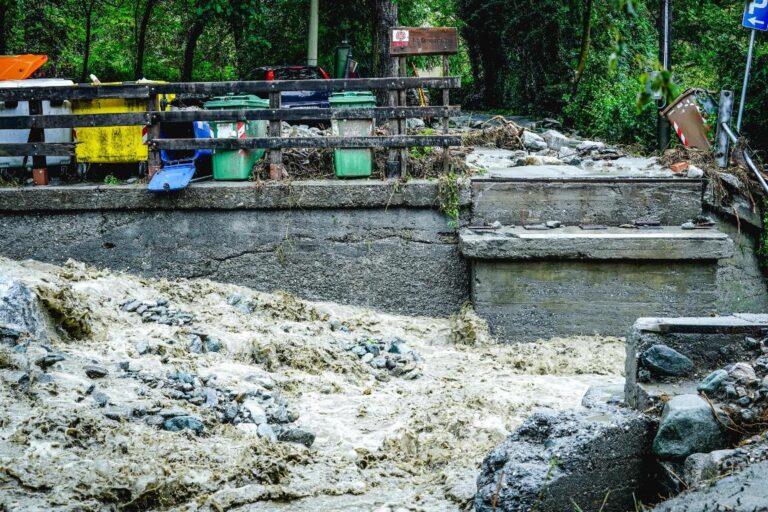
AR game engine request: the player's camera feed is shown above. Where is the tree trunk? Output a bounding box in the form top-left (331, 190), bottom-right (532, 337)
top-left (372, 0), bottom-right (398, 78)
top-left (573, 0), bottom-right (593, 92)
top-left (181, 17), bottom-right (205, 81)
top-left (80, 1), bottom-right (95, 83)
top-left (134, 0), bottom-right (158, 80)
top-left (0, 1), bottom-right (8, 55)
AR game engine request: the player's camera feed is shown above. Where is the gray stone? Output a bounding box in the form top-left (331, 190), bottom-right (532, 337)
top-left (92, 391), bottom-right (109, 407)
top-left (475, 406), bottom-right (656, 512)
top-left (541, 129), bottom-right (578, 151)
top-left (686, 165), bottom-right (704, 179)
top-left (406, 118), bottom-right (426, 129)
top-left (122, 300), bottom-right (141, 312)
top-left (187, 334), bottom-right (204, 354)
top-left (653, 394), bottom-right (726, 460)
top-left (35, 354), bottom-right (65, 370)
top-left (277, 428), bottom-right (316, 448)
top-left (640, 345), bottom-right (694, 377)
top-left (205, 336), bottom-right (222, 353)
top-left (681, 221), bottom-right (696, 230)
top-left (162, 416), bottom-right (204, 435)
top-left (203, 388), bottom-right (218, 408)
top-left (545, 220), bottom-right (561, 229)
top-left (522, 131), bottom-right (547, 151)
top-left (361, 353), bottom-right (374, 364)
top-left (728, 362), bottom-right (756, 384)
top-left (242, 399), bottom-right (267, 424)
top-left (0, 275), bottom-right (49, 341)
top-left (83, 365), bottom-right (108, 379)
top-left (256, 423), bottom-right (277, 441)
top-left (697, 369), bottom-right (728, 395)
top-left (683, 449), bottom-right (736, 486)
top-left (717, 173), bottom-right (743, 190)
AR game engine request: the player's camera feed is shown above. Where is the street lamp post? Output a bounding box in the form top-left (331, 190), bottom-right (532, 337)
top-left (308, 0), bottom-right (319, 66)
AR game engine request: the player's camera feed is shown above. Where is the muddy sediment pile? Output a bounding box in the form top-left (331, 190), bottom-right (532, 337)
top-left (0, 257), bottom-right (623, 511)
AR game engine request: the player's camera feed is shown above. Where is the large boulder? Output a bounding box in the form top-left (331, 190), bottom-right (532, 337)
top-left (640, 345), bottom-right (694, 377)
top-left (475, 407), bottom-right (656, 512)
top-left (653, 394), bottom-right (726, 460)
top-left (0, 274), bottom-right (49, 341)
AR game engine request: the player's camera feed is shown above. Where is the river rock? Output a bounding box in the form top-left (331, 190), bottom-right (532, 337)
top-left (653, 394), bottom-right (726, 460)
top-left (257, 423), bottom-right (277, 441)
top-left (278, 427), bottom-right (316, 448)
top-left (640, 344), bottom-right (693, 377)
top-left (687, 165), bottom-right (704, 179)
top-left (541, 129), bottom-right (578, 151)
top-left (163, 415), bottom-right (204, 435)
top-left (0, 275), bottom-right (49, 341)
top-left (84, 365), bottom-right (108, 379)
top-left (728, 362), bottom-right (756, 384)
top-left (697, 369), bottom-right (728, 395)
top-left (522, 131), bottom-right (547, 151)
top-left (242, 399), bottom-right (268, 424)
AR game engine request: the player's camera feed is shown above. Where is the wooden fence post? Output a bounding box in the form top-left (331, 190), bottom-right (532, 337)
top-left (269, 91), bottom-right (284, 180)
top-left (28, 99), bottom-right (48, 185)
top-left (442, 55), bottom-right (451, 174)
top-left (146, 93), bottom-right (162, 179)
top-left (398, 56), bottom-right (408, 178)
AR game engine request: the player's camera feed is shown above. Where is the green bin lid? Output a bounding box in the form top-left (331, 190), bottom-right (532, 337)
top-left (329, 91), bottom-right (376, 105)
top-left (204, 94), bottom-right (269, 109)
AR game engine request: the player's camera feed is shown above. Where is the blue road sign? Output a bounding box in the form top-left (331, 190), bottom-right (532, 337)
top-left (743, 0), bottom-right (768, 31)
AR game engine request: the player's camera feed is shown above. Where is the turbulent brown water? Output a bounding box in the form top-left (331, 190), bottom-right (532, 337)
top-left (0, 257), bottom-right (624, 511)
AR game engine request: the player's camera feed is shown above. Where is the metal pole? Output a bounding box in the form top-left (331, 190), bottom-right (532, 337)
top-left (657, 0), bottom-right (671, 151)
top-left (737, 29), bottom-right (756, 132)
top-left (721, 121), bottom-right (768, 195)
top-left (307, 0), bottom-right (319, 66)
top-left (715, 90), bottom-right (734, 168)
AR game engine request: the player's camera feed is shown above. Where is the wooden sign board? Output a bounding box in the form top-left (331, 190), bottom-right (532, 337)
top-left (389, 27), bottom-right (458, 56)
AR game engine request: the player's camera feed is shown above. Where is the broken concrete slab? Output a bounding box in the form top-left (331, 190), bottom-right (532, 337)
top-left (475, 407), bottom-right (657, 512)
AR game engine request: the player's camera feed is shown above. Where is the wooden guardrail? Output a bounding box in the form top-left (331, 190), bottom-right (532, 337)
top-left (0, 77), bottom-right (462, 179)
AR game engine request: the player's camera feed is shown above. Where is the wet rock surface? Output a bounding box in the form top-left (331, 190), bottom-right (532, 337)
top-left (653, 394), bottom-right (726, 460)
top-left (475, 405), bottom-right (656, 512)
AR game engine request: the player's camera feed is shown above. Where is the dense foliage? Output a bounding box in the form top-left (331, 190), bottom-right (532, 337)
top-left (1, 0), bottom-right (766, 150)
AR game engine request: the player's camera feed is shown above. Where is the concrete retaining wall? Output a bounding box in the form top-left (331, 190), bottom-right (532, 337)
top-left (471, 178), bottom-right (703, 226)
top-left (0, 181), bottom-right (471, 317)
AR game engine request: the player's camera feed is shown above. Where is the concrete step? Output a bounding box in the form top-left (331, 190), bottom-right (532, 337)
top-left (460, 227), bottom-right (736, 342)
top-left (471, 176), bottom-right (703, 227)
top-left (460, 226), bottom-right (733, 261)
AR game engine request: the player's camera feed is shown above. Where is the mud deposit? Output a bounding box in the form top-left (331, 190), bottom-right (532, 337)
top-left (0, 258), bottom-right (624, 511)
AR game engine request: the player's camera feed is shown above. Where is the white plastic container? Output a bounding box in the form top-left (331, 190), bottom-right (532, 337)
top-left (0, 78), bottom-right (75, 170)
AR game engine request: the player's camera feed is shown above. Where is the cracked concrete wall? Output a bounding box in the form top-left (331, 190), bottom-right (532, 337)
top-left (0, 207), bottom-right (469, 317)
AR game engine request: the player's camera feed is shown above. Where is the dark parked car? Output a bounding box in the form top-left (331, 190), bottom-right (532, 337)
top-left (254, 66), bottom-right (331, 109)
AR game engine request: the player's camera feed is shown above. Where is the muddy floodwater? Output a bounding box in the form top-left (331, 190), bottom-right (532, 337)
top-left (0, 257), bottom-right (624, 511)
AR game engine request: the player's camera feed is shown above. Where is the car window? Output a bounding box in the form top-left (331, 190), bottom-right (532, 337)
top-left (274, 67), bottom-right (322, 80)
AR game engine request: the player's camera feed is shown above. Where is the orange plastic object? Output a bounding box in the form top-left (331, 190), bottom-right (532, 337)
top-left (0, 54), bottom-right (48, 80)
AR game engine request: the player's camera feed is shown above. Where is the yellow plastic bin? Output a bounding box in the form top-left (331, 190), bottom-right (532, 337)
top-left (71, 80), bottom-right (173, 174)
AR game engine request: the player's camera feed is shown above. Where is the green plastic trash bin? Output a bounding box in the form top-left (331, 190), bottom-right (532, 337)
top-left (330, 91), bottom-right (376, 178)
top-left (204, 95), bottom-right (269, 180)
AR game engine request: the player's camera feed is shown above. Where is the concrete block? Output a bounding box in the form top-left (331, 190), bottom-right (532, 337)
top-left (471, 179), bottom-right (703, 226)
top-left (475, 407), bottom-right (657, 512)
top-left (471, 260), bottom-right (720, 341)
top-left (460, 226), bottom-right (734, 261)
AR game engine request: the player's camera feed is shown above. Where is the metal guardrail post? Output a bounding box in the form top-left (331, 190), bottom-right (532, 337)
top-left (715, 90), bottom-right (734, 168)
